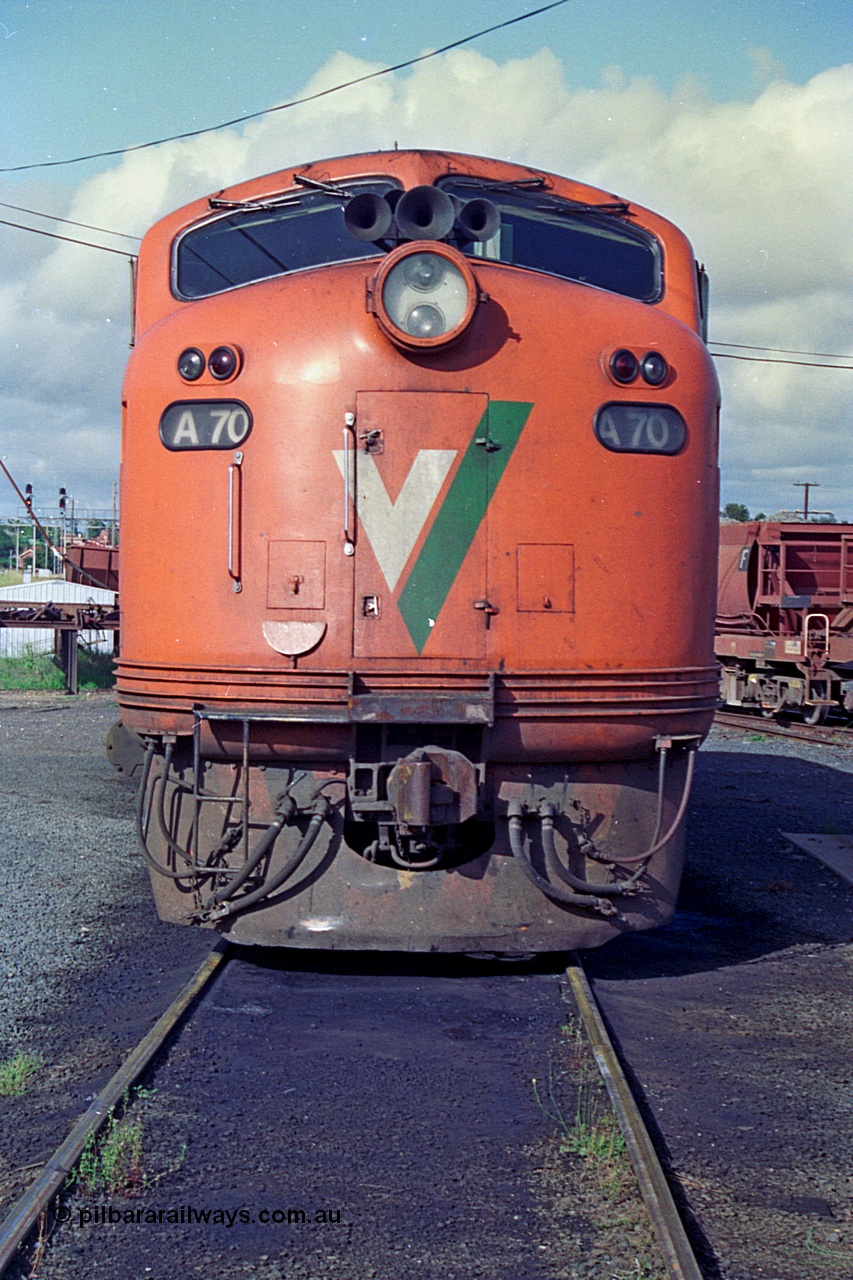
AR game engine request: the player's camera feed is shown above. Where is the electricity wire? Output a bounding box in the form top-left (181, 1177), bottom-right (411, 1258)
top-left (712, 340), bottom-right (852, 360)
top-left (0, 216), bottom-right (134, 257)
top-left (2, 214), bottom-right (850, 372)
top-left (0, 0), bottom-right (572, 173)
top-left (0, 199), bottom-right (139, 240)
top-left (709, 350), bottom-right (852, 370)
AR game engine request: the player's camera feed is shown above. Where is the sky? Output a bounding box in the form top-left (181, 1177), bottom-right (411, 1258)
top-left (1, 0), bottom-right (851, 520)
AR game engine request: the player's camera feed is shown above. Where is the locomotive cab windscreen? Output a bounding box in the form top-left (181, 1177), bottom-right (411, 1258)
top-left (174, 173), bottom-right (663, 306)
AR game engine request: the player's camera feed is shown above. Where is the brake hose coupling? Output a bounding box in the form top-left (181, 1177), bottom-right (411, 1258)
top-left (275, 794), bottom-right (298, 824)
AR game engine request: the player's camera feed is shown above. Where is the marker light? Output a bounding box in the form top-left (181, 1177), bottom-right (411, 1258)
top-left (641, 351), bottom-right (668, 386)
top-left (609, 349), bottom-right (639, 384)
top-left (177, 348), bottom-right (205, 381)
top-left (208, 346), bottom-right (240, 380)
top-left (372, 243), bottom-right (478, 351)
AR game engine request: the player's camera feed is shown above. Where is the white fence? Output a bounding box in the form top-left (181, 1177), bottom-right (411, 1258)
top-left (0, 579), bottom-right (117, 658)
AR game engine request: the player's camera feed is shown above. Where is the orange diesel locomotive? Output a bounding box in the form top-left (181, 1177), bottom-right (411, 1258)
top-left (112, 150), bottom-right (720, 951)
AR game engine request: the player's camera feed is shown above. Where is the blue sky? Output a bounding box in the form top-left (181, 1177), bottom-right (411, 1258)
top-left (0, 0), bottom-right (851, 517)
top-left (2, 0), bottom-right (848, 175)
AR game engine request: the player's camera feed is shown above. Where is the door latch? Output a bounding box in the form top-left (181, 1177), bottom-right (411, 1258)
top-left (360, 429), bottom-right (384, 454)
top-left (473, 598), bottom-right (499, 628)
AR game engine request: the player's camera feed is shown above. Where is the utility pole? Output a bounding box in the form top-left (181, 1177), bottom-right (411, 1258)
top-left (794, 482), bottom-right (819, 521)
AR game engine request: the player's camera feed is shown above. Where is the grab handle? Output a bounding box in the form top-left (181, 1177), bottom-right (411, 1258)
top-left (343, 413), bottom-right (355, 556)
top-left (228, 450), bottom-right (243, 590)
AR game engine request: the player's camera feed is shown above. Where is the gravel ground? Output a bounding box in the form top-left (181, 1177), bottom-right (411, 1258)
top-left (9, 955), bottom-right (662, 1280)
top-left (0, 693), bottom-right (663, 1280)
top-left (2, 697), bottom-right (852, 1280)
top-left (585, 722), bottom-right (853, 1280)
top-left (0, 692), bottom-right (214, 1199)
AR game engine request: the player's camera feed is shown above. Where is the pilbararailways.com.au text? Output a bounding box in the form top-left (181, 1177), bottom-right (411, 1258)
top-left (53, 1205), bottom-right (342, 1228)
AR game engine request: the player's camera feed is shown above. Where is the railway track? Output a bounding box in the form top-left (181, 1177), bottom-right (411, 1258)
top-left (715, 708), bottom-right (852, 746)
top-left (0, 947), bottom-right (704, 1280)
top-left (4, 698), bottom-right (853, 1279)
top-left (0, 945), bottom-right (230, 1277)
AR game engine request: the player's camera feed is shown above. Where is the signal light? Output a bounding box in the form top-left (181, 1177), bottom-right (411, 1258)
top-left (641, 351), bottom-right (668, 386)
top-left (209, 346), bottom-right (239, 380)
top-left (609, 349), bottom-right (639, 384)
top-left (59, 488), bottom-right (67, 511)
top-left (177, 348), bottom-right (205, 381)
top-left (24, 484), bottom-right (33, 509)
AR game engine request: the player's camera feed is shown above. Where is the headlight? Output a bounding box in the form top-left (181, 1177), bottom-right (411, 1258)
top-left (372, 244), bottom-right (478, 350)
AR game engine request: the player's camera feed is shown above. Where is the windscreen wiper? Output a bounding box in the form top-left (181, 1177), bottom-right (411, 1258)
top-left (208, 174), bottom-right (356, 212)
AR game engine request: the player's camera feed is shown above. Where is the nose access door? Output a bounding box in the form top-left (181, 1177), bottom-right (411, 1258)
top-left (349, 391), bottom-right (489, 659)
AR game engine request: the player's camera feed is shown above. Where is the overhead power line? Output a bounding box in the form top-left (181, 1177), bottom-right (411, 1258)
top-left (712, 340), bottom-right (852, 361)
top-left (0, 200), bottom-right (139, 241)
top-left (0, 0), bottom-right (572, 174)
top-left (709, 350), bottom-right (852, 371)
top-left (1, 196), bottom-right (850, 376)
top-left (0, 216), bottom-right (134, 257)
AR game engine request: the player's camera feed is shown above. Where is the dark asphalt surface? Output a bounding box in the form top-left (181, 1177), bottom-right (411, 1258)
top-left (585, 726), bottom-right (853, 1279)
top-left (0, 694), bottom-right (657, 1280)
top-left (3, 699), bottom-right (853, 1278)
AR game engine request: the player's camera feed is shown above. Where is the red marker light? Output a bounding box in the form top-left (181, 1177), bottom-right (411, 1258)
top-left (610, 349), bottom-right (639, 384)
top-left (209, 346), bottom-right (239, 380)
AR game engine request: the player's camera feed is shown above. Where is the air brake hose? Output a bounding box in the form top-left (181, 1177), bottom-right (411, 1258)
top-left (539, 806), bottom-right (637, 896)
top-left (154, 740), bottom-right (196, 867)
top-left (135, 740), bottom-right (199, 881)
top-left (207, 796), bottom-right (330, 921)
top-left (508, 805), bottom-right (616, 915)
top-left (596, 746), bottom-right (698, 866)
top-left (204, 795), bottom-right (297, 909)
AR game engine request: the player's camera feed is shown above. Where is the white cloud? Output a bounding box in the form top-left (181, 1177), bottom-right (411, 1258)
top-left (0, 50), bottom-right (850, 519)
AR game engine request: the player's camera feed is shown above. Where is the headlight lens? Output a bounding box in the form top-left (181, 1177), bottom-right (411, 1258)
top-left (383, 252), bottom-right (468, 338)
top-left (374, 245), bottom-right (477, 349)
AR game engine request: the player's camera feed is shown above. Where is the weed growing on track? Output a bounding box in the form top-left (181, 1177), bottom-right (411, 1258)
top-left (0, 1050), bottom-right (43, 1097)
top-left (74, 1090), bottom-right (151, 1196)
top-left (531, 1020), bottom-right (667, 1280)
top-left (533, 1022), bottom-right (631, 1201)
top-left (803, 1224), bottom-right (853, 1268)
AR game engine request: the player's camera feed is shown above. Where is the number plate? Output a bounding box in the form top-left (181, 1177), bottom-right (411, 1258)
top-left (159, 400), bottom-right (253, 451)
top-left (594, 403), bottom-right (686, 455)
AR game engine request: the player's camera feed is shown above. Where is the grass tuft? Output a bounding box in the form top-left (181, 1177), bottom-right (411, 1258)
top-left (74, 1090), bottom-right (150, 1196)
top-left (533, 1021), bottom-right (631, 1201)
top-left (0, 1050), bottom-right (43, 1097)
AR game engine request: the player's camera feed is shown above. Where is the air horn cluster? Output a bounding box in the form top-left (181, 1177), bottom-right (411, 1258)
top-left (344, 185), bottom-right (500, 246)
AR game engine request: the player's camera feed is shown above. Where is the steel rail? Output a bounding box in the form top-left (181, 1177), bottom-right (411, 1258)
top-left (715, 710), bottom-right (850, 746)
top-left (0, 942), bottom-right (230, 1277)
top-left (565, 953), bottom-right (703, 1280)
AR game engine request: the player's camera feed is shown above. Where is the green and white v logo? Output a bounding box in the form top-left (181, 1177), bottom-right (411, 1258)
top-left (335, 401), bottom-right (532, 652)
